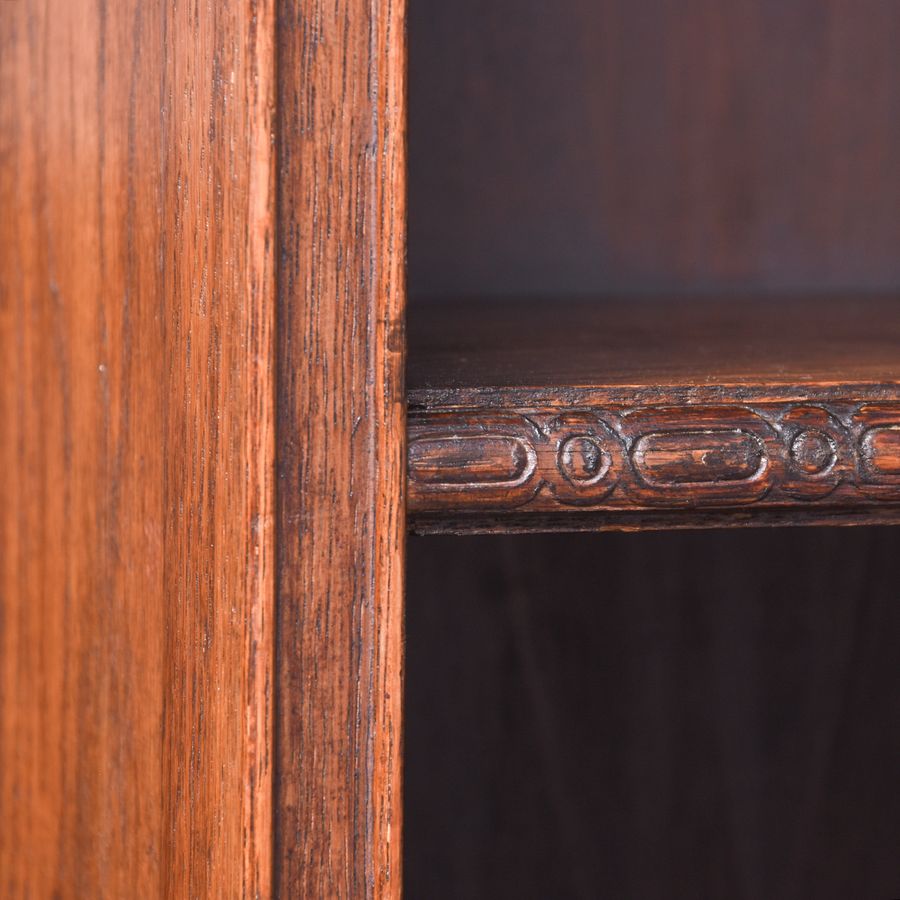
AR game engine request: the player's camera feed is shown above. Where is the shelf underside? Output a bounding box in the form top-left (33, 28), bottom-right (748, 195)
top-left (407, 295), bottom-right (900, 533)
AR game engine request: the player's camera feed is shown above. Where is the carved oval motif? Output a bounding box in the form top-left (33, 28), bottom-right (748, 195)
top-left (790, 430), bottom-right (837, 476)
top-left (408, 435), bottom-right (536, 488)
top-left (558, 435), bottom-right (611, 485)
top-left (778, 405), bottom-right (848, 500)
top-left (861, 426), bottom-right (900, 479)
top-left (633, 430), bottom-right (765, 485)
top-left (542, 411), bottom-right (622, 505)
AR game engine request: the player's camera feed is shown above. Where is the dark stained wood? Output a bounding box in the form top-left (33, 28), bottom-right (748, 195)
top-left (275, 0), bottom-right (407, 896)
top-left (405, 529), bottom-right (900, 899)
top-left (1, 1), bottom-right (275, 896)
top-left (409, 295), bottom-right (900, 395)
top-left (408, 297), bottom-right (900, 531)
top-left (410, 0), bottom-right (900, 297)
top-left (404, 6), bottom-right (900, 897)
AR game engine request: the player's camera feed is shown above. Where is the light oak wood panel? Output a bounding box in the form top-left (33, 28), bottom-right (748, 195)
top-left (0, 1), bottom-right (275, 895)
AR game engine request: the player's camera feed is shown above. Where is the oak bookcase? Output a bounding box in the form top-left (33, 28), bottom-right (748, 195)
top-left (3, 0), bottom-right (899, 898)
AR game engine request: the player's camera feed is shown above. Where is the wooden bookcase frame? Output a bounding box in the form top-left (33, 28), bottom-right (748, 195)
top-left (2, 0), bottom-right (406, 896)
top-left (6, 0), bottom-right (899, 895)
top-left (275, 0), bottom-right (407, 896)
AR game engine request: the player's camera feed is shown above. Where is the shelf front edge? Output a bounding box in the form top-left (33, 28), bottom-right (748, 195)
top-left (407, 388), bottom-right (900, 533)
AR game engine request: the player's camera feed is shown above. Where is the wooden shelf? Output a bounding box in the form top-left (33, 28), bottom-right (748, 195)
top-left (407, 295), bottom-right (900, 533)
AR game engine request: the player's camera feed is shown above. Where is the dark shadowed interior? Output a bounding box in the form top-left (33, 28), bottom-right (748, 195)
top-left (409, 0), bottom-right (900, 298)
top-left (405, 2), bottom-right (900, 898)
top-left (406, 530), bottom-right (900, 900)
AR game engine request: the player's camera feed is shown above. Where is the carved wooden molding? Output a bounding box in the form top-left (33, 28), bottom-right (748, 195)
top-left (408, 402), bottom-right (900, 517)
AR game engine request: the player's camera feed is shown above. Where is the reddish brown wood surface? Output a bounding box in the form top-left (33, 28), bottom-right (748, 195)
top-left (409, 295), bottom-right (900, 395)
top-left (275, 0), bottom-right (407, 896)
top-left (408, 297), bottom-right (900, 532)
top-left (1, 1), bottom-right (275, 896)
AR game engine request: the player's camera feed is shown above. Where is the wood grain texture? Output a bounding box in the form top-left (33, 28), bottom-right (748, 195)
top-left (408, 297), bottom-right (900, 532)
top-left (408, 296), bottom-right (900, 395)
top-left (0, 1), bottom-right (275, 896)
top-left (275, 0), bottom-right (407, 896)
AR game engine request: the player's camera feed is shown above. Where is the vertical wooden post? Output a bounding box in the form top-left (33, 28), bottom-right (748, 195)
top-left (275, 0), bottom-right (407, 895)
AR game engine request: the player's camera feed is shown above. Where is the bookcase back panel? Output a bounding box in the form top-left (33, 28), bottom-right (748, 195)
top-left (410, 0), bottom-right (900, 295)
top-left (405, 528), bottom-right (900, 899)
